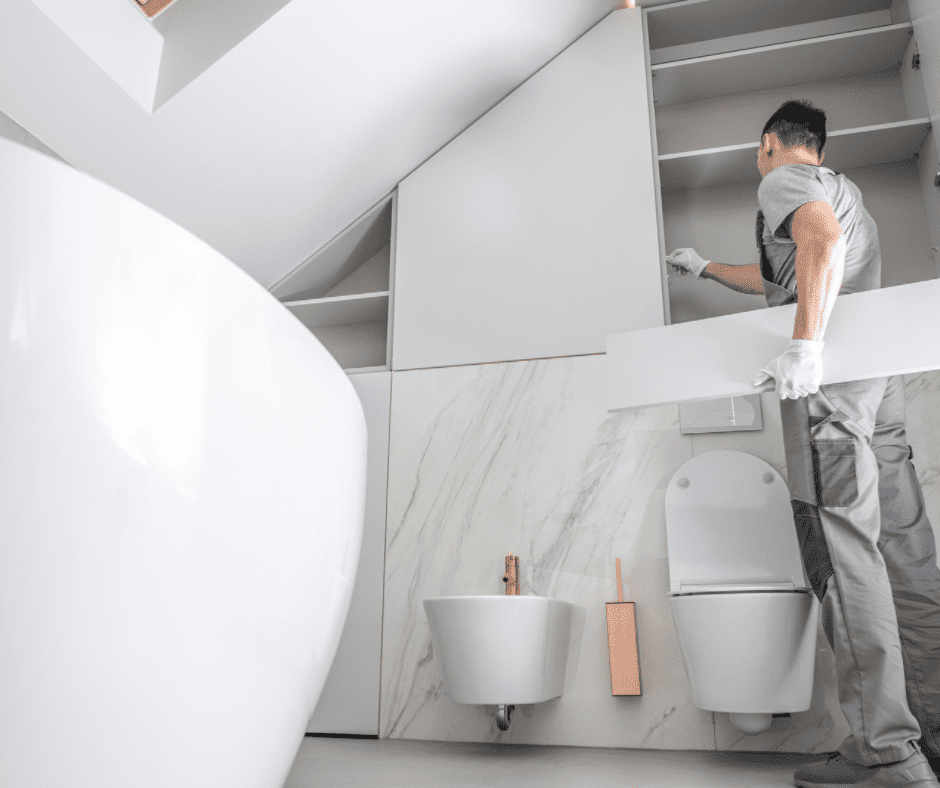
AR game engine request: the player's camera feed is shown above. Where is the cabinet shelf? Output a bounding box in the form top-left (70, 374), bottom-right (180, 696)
top-left (284, 291), bottom-right (390, 331)
top-left (658, 117), bottom-right (932, 190)
top-left (270, 192), bottom-right (396, 371)
top-left (651, 23), bottom-right (912, 107)
top-left (645, 0), bottom-right (891, 51)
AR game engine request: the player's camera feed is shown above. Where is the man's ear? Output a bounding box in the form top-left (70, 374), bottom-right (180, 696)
top-left (819, 150), bottom-right (825, 164)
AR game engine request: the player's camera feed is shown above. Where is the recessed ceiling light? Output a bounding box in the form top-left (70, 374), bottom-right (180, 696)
top-left (133, 0), bottom-right (177, 19)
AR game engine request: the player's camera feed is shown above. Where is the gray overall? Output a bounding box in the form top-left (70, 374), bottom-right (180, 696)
top-left (757, 209), bottom-right (940, 766)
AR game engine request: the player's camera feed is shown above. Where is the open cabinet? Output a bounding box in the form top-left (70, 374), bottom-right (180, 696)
top-left (269, 192), bottom-right (397, 373)
top-left (644, 0), bottom-right (940, 326)
top-left (607, 0), bottom-right (940, 412)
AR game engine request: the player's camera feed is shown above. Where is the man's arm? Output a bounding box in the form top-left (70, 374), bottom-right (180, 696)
top-left (789, 201), bottom-right (846, 341)
top-left (700, 262), bottom-right (765, 294)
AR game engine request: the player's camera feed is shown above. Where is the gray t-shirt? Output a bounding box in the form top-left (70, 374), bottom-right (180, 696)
top-left (756, 163), bottom-right (881, 307)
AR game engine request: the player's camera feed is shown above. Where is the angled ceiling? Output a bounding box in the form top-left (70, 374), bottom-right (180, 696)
top-left (0, 0), bottom-right (679, 290)
top-left (30, 0), bottom-right (297, 113)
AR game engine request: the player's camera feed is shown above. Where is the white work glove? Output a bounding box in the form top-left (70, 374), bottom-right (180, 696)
top-left (752, 339), bottom-right (825, 399)
top-left (666, 248), bottom-right (710, 277)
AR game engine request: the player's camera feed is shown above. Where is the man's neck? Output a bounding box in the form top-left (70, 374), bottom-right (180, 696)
top-left (771, 149), bottom-right (820, 170)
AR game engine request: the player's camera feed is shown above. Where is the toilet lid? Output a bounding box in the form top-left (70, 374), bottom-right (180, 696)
top-left (664, 450), bottom-right (810, 595)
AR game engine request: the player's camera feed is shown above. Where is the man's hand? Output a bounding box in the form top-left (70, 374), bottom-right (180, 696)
top-left (752, 339), bottom-right (825, 399)
top-left (666, 248), bottom-right (710, 277)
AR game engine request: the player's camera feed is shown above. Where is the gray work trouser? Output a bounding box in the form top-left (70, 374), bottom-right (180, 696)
top-left (779, 374), bottom-right (940, 766)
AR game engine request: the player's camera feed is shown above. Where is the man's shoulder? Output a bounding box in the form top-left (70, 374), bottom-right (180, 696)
top-left (759, 164), bottom-right (836, 203)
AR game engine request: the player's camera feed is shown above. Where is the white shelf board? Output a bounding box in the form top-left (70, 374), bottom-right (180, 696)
top-left (284, 291), bottom-right (389, 331)
top-left (649, 10), bottom-right (892, 66)
top-left (651, 24), bottom-right (912, 106)
top-left (346, 364), bottom-right (388, 375)
top-left (645, 0), bottom-right (891, 50)
top-left (606, 279), bottom-right (940, 412)
top-left (658, 118), bottom-right (932, 190)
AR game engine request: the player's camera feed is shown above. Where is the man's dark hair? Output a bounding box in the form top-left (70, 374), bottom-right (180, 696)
top-left (762, 100), bottom-right (827, 157)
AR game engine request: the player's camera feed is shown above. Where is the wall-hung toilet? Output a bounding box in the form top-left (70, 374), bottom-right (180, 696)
top-left (665, 450), bottom-right (820, 736)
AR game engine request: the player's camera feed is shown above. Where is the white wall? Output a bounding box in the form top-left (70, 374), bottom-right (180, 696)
top-left (0, 0), bottom-right (631, 290)
top-left (30, 0), bottom-right (163, 112)
top-left (0, 109), bottom-right (69, 165)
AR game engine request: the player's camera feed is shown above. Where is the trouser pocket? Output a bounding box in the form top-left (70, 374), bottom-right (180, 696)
top-left (782, 392), bottom-right (858, 509)
top-left (813, 439), bottom-right (859, 508)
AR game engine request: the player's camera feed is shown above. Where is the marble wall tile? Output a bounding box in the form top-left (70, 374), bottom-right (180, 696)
top-left (381, 354), bottom-right (712, 748)
top-left (379, 354), bottom-right (886, 752)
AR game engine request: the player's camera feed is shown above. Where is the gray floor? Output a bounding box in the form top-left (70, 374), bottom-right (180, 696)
top-left (285, 736), bottom-right (823, 788)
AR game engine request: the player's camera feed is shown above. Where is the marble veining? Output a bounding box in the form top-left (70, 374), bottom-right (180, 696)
top-left (381, 355), bottom-right (940, 752)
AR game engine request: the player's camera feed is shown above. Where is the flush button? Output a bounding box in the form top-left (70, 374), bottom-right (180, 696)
top-left (762, 471), bottom-right (774, 484)
top-left (677, 477), bottom-right (690, 488)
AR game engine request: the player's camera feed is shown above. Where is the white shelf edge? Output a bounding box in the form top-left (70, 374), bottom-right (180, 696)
top-left (282, 290), bottom-right (390, 308)
top-left (345, 365), bottom-right (389, 375)
top-left (659, 141), bottom-right (756, 161)
top-left (386, 190), bottom-right (398, 370)
top-left (650, 21), bottom-right (911, 70)
top-left (658, 117), bottom-right (932, 162)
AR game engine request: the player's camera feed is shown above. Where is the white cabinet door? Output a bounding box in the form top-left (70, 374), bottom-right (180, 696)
top-left (909, 0), bottom-right (940, 274)
top-left (308, 371), bottom-right (390, 736)
top-left (910, 0), bottom-right (940, 162)
top-left (392, 9), bottom-right (663, 370)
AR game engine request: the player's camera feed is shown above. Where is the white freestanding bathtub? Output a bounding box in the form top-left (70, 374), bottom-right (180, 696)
top-left (0, 138), bottom-right (367, 788)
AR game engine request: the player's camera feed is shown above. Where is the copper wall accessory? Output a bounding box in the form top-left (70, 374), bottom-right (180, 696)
top-left (134, 0), bottom-right (177, 19)
top-left (606, 557), bottom-right (641, 695)
top-left (503, 553), bottom-right (519, 595)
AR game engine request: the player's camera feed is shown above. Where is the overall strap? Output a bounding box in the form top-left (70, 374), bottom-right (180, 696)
top-left (756, 208), bottom-right (798, 306)
top-left (756, 209), bottom-right (774, 283)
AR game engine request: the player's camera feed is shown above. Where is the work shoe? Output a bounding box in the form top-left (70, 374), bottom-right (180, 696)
top-left (852, 750), bottom-right (940, 788)
top-left (794, 751), bottom-right (872, 788)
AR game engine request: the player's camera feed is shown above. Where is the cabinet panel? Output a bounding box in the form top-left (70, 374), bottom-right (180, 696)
top-left (392, 9), bottom-right (663, 370)
top-left (308, 371), bottom-right (390, 736)
top-left (909, 0), bottom-right (940, 163)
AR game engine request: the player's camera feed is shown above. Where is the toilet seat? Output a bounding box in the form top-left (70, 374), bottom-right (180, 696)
top-left (672, 582), bottom-right (809, 595)
top-left (665, 450), bottom-right (812, 596)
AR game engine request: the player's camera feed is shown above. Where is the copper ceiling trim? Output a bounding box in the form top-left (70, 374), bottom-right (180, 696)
top-left (134, 0), bottom-right (177, 19)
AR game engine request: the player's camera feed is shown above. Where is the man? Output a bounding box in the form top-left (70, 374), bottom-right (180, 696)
top-left (666, 99), bottom-right (940, 788)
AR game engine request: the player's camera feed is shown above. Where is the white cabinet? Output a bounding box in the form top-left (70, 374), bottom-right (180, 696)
top-left (391, 9), bottom-right (664, 371)
top-left (645, 0), bottom-right (940, 326)
top-left (270, 193), bottom-right (397, 372)
top-left (608, 0), bottom-right (940, 412)
top-left (308, 370), bottom-right (390, 735)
